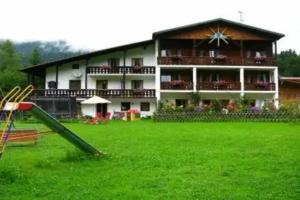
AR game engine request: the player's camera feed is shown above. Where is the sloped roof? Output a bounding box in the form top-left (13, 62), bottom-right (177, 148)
top-left (81, 96), bottom-right (111, 104)
top-left (21, 18), bottom-right (285, 74)
top-left (153, 18), bottom-right (284, 40)
top-left (280, 77), bottom-right (300, 84)
top-left (21, 40), bottom-right (153, 73)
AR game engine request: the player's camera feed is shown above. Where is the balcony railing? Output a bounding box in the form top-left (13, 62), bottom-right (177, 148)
top-left (87, 66), bottom-right (155, 75)
top-left (32, 89), bottom-right (156, 98)
top-left (244, 82), bottom-right (275, 91)
top-left (197, 81), bottom-right (241, 90)
top-left (161, 81), bottom-right (193, 90)
top-left (158, 56), bottom-right (276, 66)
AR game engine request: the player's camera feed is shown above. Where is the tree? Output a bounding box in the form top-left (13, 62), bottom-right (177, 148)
top-left (277, 49), bottom-right (300, 77)
top-left (0, 40), bottom-right (26, 92)
top-left (29, 47), bottom-right (41, 65)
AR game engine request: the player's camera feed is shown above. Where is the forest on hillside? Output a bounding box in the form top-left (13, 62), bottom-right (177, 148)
top-left (0, 39), bottom-right (299, 92)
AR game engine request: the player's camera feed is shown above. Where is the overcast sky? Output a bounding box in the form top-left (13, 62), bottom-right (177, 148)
top-left (0, 0), bottom-right (299, 52)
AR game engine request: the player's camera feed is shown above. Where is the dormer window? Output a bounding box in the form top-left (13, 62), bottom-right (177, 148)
top-left (132, 58), bottom-right (143, 67)
top-left (72, 64), bottom-right (80, 69)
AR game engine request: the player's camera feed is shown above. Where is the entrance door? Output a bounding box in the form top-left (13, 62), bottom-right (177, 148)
top-left (96, 103), bottom-right (107, 117)
top-left (96, 80), bottom-right (108, 89)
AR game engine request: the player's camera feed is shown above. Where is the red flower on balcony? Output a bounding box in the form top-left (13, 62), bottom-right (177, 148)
top-left (170, 80), bottom-right (186, 86)
top-left (133, 65), bottom-right (142, 72)
top-left (255, 81), bottom-right (268, 87)
top-left (100, 65), bottom-right (111, 70)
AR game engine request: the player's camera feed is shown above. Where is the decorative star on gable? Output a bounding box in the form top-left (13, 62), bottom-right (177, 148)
top-left (207, 26), bottom-right (231, 47)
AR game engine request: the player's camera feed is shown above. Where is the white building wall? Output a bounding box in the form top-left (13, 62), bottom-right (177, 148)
top-left (45, 66), bottom-right (56, 89)
top-left (81, 104), bottom-right (97, 117)
top-left (45, 60), bottom-right (86, 89)
top-left (81, 99), bottom-right (156, 118)
top-left (107, 99), bottom-right (156, 117)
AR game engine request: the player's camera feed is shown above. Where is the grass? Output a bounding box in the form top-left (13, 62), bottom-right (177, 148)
top-left (0, 120), bottom-right (299, 199)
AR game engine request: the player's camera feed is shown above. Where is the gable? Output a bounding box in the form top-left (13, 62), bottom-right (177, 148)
top-left (167, 25), bottom-right (270, 40)
top-left (153, 18), bottom-right (284, 41)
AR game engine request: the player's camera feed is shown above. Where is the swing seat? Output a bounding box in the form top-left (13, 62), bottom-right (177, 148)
top-left (0, 129), bottom-right (38, 144)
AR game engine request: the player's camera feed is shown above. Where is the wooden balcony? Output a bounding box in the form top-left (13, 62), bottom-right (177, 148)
top-left (197, 82), bottom-right (241, 90)
top-left (31, 89), bottom-right (156, 98)
top-left (87, 66), bottom-right (155, 75)
top-left (244, 82), bottom-right (275, 91)
top-left (158, 56), bottom-right (276, 66)
top-left (161, 81), bottom-right (193, 90)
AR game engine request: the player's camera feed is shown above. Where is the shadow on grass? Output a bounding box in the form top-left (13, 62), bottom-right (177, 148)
top-left (0, 166), bottom-right (28, 185)
top-left (60, 150), bottom-right (102, 163)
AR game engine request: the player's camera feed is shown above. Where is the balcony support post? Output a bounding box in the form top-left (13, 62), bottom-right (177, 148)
top-left (122, 50), bottom-right (126, 90)
top-left (155, 39), bottom-right (161, 102)
top-left (155, 66), bottom-right (161, 102)
top-left (240, 40), bottom-right (244, 65)
top-left (193, 67), bottom-right (197, 92)
top-left (85, 59), bottom-right (89, 89)
top-left (55, 64), bottom-right (59, 89)
top-left (240, 68), bottom-right (244, 98)
top-left (274, 67), bottom-right (279, 108)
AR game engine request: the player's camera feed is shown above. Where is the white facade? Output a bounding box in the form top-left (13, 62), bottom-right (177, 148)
top-left (43, 40), bottom-right (280, 116)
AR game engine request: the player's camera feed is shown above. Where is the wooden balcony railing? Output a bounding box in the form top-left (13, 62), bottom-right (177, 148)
top-left (161, 81), bottom-right (193, 90)
top-left (158, 56), bottom-right (276, 66)
top-left (31, 89), bottom-right (156, 98)
top-left (87, 66), bottom-right (155, 75)
top-left (197, 82), bottom-right (241, 90)
top-left (244, 82), bottom-right (275, 91)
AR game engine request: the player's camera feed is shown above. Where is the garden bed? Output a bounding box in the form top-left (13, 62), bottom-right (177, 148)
top-left (153, 111), bottom-right (300, 122)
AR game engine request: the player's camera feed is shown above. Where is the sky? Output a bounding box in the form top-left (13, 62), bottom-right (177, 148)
top-left (0, 0), bottom-right (299, 52)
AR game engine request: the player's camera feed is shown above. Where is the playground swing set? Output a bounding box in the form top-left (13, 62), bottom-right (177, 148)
top-left (0, 85), bottom-right (102, 158)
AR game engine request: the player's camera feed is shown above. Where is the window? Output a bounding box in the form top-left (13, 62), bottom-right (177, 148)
top-left (246, 51), bottom-right (252, 58)
top-left (211, 73), bottom-right (220, 82)
top-left (161, 49), bottom-right (172, 56)
top-left (131, 80), bottom-right (143, 89)
top-left (140, 102), bottom-right (150, 111)
top-left (176, 49), bottom-right (182, 57)
top-left (161, 75), bottom-right (171, 82)
top-left (255, 51), bottom-right (261, 58)
top-left (246, 75), bottom-right (253, 83)
top-left (209, 50), bottom-right (215, 57)
top-left (108, 58), bottom-right (120, 67)
top-left (260, 51), bottom-right (267, 57)
top-left (121, 102), bottom-right (130, 111)
top-left (132, 58), bottom-right (143, 67)
top-left (48, 81), bottom-right (57, 89)
top-left (69, 80), bottom-right (81, 90)
top-left (257, 73), bottom-right (267, 82)
top-left (175, 99), bottom-right (187, 108)
top-left (72, 64), bottom-right (80, 69)
top-left (96, 80), bottom-right (108, 89)
top-left (199, 50), bottom-right (205, 57)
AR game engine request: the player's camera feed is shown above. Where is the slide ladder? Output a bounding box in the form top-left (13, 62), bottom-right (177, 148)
top-left (0, 85), bottom-right (34, 155)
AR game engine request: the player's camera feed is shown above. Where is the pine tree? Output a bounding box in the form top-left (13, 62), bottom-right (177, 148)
top-left (29, 47), bottom-right (41, 65)
top-left (0, 40), bottom-right (26, 91)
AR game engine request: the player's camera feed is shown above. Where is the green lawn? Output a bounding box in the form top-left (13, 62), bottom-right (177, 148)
top-left (0, 121), bottom-right (299, 200)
